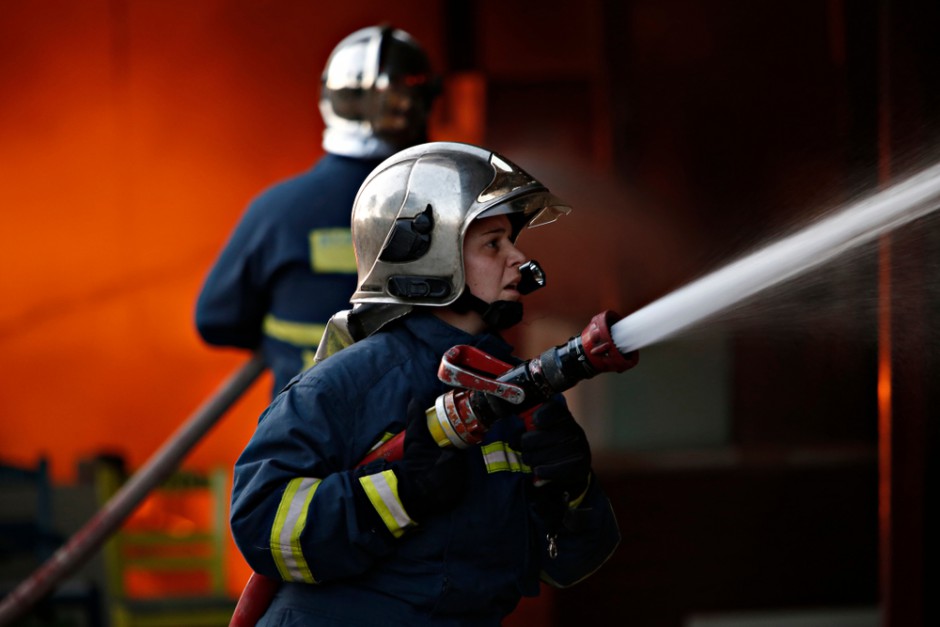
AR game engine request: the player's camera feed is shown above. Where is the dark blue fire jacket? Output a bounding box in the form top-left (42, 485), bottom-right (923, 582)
top-left (230, 311), bottom-right (621, 626)
top-left (195, 154), bottom-right (384, 396)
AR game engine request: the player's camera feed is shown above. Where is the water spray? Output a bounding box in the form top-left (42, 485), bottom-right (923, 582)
top-left (610, 161), bottom-right (940, 354)
top-left (420, 160), bottom-right (940, 456)
top-left (231, 162), bottom-right (940, 626)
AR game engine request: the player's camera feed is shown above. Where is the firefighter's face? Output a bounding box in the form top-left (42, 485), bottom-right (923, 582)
top-left (463, 215), bottom-right (527, 304)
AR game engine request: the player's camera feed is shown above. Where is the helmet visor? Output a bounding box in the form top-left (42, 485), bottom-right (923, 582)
top-left (476, 191), bottom-right (572, 236)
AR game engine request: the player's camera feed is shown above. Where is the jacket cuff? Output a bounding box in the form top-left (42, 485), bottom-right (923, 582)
top-left (357, 469), bottom-right (417, 538)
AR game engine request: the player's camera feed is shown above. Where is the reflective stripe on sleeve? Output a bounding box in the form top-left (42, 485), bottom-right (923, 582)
top-left (358, 470), bottom-right (415, 538)
top-left (270, 477), bottom-right (320, 583)
top-left (263, 315), bottom-right (327, 347)
top-left (481, 441), bottom-right (530, 474)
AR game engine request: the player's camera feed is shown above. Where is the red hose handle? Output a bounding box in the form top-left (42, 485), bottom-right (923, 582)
top-left (357, 431), bottom-right (406, 466)
top-left (229, 572), bottom-right (279, 627)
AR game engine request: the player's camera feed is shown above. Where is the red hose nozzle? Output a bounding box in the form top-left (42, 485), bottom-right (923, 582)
top-left (580, 310), bottom-right (638, 374)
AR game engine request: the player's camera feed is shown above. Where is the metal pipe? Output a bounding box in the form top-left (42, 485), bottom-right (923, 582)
top-left (0, 354), bottom-right (266, 627)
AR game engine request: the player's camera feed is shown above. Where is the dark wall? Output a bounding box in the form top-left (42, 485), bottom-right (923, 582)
top-left (559, 455), bottom-right (878, 626)
top-left (454, 1), bottom-right (939, 624)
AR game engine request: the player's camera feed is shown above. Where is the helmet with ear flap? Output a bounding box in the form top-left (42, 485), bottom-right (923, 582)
top-left (350, 142), bottom-right (571, 311)
top-left (378, 204), bottom-right (435, 262)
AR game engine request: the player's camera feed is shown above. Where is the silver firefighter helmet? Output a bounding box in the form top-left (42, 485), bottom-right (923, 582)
top-left (320, 25), bottom-right (439, 159)
top-left (350, 142), bottom-right (571, 307)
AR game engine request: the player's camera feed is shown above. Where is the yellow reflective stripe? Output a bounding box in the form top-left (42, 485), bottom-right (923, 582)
top-left (263, 314), bottom-right (326, 347)
top-left (309, 228), bottom-right (356, 273)
top-left (367, 432), bottom-right (396, 453)
top-left (270, 477), bottom-right (320, 583)
top-left (568, 473), bottom-right (591, 509)
top-left (481, 441), bottom-right (530, 474)
top-left (359, 470), bottom-right (414, 538)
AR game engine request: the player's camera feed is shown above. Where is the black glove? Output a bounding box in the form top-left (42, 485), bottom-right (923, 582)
top-left (520, 400), bottom-right (592, 500)
top-left (393, 400), bottom-right (467, 522)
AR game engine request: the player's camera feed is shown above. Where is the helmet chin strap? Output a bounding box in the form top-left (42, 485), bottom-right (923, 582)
top-left (447, 260), bottom-right (547, 331)
top-left (450, 290), bottom-right (523, 331)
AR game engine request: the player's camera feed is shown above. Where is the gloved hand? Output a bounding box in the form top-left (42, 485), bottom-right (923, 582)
top-left (520, 400), bottom-right (592, 501)
top-left (394, 400), bottom-right (467, 522)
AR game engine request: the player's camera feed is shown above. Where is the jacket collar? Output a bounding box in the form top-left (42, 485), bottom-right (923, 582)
top-left (400, 311), bottom-right (514, 362)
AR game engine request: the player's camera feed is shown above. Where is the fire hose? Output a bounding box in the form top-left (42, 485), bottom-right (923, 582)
top-left (0, 353), bottom-right (267, 627)
top-left (224, 157), bottom-right (940, 626)
top-left (229, 310), bottom-right (638, 626)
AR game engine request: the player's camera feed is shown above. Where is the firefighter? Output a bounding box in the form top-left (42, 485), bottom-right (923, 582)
top-left (195, 25), bottom-right (440, 397)
top-left (230, 142), bottom-right (621, 626)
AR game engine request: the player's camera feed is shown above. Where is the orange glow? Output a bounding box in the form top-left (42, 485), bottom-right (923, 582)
top-left (120, 490), bottom-right (211, 598)
top-left (0, 1), bottom-right (445, 597)
top-left (877, 234), bottom-right (892, 582)
top-left (874, 0), bottom-right (894, 603)
top-left (434, 72), bottom-right (487, 145)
